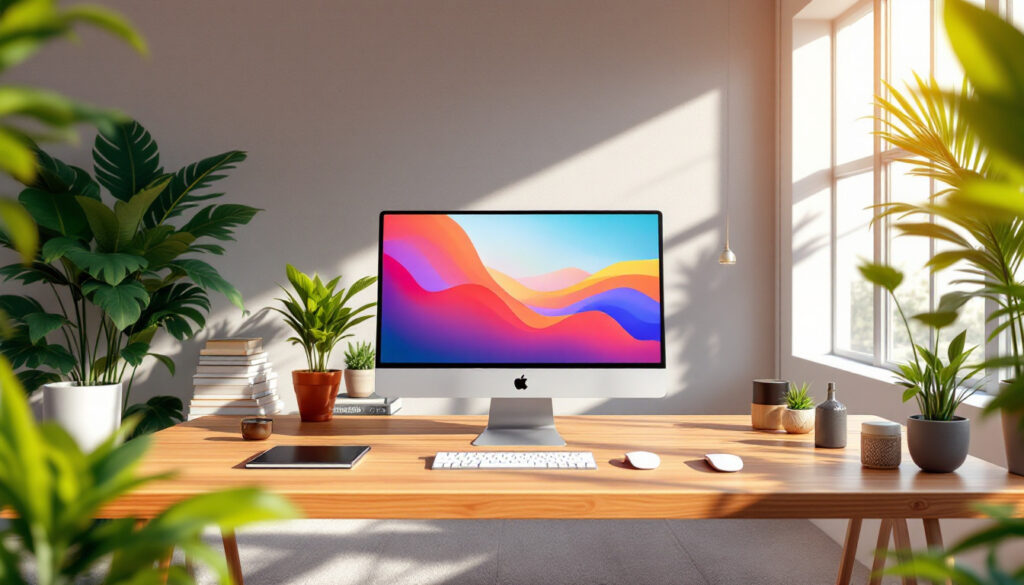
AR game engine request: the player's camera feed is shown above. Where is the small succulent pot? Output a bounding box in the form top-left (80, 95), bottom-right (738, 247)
top-left (292, 370), bottom-right (342, 422)
top-left (907, 415), bottom-right (970, 473)
top-left (344, 369), bottom-right (375, 398)
top-left (782, 408), bottom-right (815, 434)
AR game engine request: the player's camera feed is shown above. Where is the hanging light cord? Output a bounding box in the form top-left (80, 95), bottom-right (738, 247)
top-left (719, 0), bottom-right (737, 265)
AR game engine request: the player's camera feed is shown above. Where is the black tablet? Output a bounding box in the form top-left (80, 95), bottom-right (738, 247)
top-left (245, 445), bottom-right (370, 469)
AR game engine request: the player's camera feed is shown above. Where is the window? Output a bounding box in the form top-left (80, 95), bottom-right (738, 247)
top-left (830, 0), bottom-right (995, 375)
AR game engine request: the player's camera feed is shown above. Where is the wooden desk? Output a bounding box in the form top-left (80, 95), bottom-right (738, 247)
top-left (119, 415), bottom-right (1024, 585)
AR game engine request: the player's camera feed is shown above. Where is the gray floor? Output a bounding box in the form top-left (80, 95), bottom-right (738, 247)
top-left (185, 519), bottom-right (891, 585)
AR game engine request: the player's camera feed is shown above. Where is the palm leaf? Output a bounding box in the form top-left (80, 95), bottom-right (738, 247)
top-left (145, 150), bottom-right (246, 227)
top-left (92, 121), bottom-right (163, 202)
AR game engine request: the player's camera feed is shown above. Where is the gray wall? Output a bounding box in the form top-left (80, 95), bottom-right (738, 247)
top-left (3, 0), bottom-right (777, 416)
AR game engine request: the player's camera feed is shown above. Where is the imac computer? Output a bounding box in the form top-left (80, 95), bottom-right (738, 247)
top-left (374, 211), bottom-right (667, 446)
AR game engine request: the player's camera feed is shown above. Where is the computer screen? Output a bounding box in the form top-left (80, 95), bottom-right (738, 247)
top-left (376, 211), bottom-right (664, 367)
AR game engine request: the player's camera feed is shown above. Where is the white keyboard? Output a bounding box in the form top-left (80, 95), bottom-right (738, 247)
top-left (432, 451), bottom-right (598, 470)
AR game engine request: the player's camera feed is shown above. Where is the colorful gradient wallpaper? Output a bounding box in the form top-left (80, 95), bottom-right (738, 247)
top-left (378, 213), bottom-right (663, 364)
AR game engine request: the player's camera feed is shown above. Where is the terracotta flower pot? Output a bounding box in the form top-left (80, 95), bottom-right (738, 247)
top-left (782, 408), bottom-right (815, 434)
top-left (292, 370), bottom-right (342, 422)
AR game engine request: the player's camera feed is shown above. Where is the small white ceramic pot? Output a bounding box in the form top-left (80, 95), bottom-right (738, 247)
top-left (344, 369), bottom-right (375, 398)
top-left (782, 408), bottom-right (815, 434)
top-left (42, 381), bottom-right (122, 452)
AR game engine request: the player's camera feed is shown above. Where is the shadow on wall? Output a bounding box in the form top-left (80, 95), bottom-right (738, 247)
top-left (3, 0), bottom-right (777, 416)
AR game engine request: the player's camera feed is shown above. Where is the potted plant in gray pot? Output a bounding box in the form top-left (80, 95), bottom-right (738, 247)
top-left (343, 341), bottom-right (375, 398)
top-left (860, 262), bottom-right (984, 473)
top-left (273, 265), bottom-right (376, 421)
top-left (0, 120), bottom-right (259, 448)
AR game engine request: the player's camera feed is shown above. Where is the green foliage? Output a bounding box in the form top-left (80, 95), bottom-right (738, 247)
top-left (859, 260), bottom-right (985, 420)
top-left (874, 0), bottom-right (1024, 422)
top-left (273, 264), bottom-right (377, 372)
top-left (0, 120), bottom-right (259, 437)
top-left (0, 356), bottom-right (298, 585)
top-left (344, 341), bottom-right (375, 370)
top-left (785, 382), bottom-right (814, 410)
top-left (883, 505), bottom-right (1024, 585)
top-left (0, 0), bottom-right (148, 263)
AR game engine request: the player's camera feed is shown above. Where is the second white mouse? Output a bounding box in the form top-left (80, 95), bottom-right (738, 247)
top-left (704, 453), bottom-right (743, 472)
top-left (625, 451), bottom-right (661, 470)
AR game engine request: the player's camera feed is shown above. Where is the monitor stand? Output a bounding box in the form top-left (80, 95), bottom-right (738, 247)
top-left (472, 398), bottom-right (566, 446)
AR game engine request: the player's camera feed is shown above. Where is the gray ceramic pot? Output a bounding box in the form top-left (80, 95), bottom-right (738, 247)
top-left (906, 415), bottom-right (969, 473)
top-left (1003, 410), bottom-right (1024, 476)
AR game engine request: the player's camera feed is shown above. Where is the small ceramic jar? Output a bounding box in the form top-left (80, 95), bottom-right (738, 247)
top-left (241, 417), bottom-right (273, 441)
top-left (861, 421), bottom-right (901, 469)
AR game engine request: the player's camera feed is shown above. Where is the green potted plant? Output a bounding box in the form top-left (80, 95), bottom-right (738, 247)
top-left (871, 0), bottom-right (1024, 474)
top-left (859, 262), bottom-right (984, 473)
top-left (343, 341), bottom-right (376, 398)
top-left (0, 357), bottom-right (297, 584)
top-left (0, 120), bottom-right (259, 448)
top-left (782, 382), bottom-right (815, 434)
top-left (273, 265), bottom-right (376, 421)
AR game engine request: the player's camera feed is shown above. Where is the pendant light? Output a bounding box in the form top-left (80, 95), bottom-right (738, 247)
top-left (719, 0), bottom-right (737, 266)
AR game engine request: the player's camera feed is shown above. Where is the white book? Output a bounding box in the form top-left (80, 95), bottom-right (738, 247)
top-left (190, 394), bottom-right (280, 408)
top-left (195, 362), bottom-right (273, 376)
top-left (188, 399), bottom-right (284, 418)
top-left (191, 388), bottom-right (277, 401)
top-left (193, 379), bottom-right (278, 396)
top-left (197, 352), bottom-right (268, 366)
top-left (192, 371), bottom-right (277, 386)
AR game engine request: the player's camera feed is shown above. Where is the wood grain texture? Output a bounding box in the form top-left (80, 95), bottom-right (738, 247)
top-left (892, 519), bottom-right (918, 585)
top-left (92, 415), bottom-right (1024, 520)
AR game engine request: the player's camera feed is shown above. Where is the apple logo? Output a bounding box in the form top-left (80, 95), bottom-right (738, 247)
top-left (514, 375), bottom-right (528, 390)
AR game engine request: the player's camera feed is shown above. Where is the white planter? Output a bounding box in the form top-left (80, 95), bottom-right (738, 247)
top-left (344, 369), bottom-right (375, 398)
top-left (42, 382), bottom-right (122, 452)
top-left (782, 408), bottom-right (815, 434)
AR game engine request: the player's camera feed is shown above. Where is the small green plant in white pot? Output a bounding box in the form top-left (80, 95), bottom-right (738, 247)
top-left (344, 341), bottom-right (376, 398)
top-left (783, 383), bottom-right (815, 434)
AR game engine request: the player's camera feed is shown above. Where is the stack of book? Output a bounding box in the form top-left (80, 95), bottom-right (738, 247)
top-left (188, 338), bottom-right (284, 420)
top-left (334, 393), bottom-right (402, 416)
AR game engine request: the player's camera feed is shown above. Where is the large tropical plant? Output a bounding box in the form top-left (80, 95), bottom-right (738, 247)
top-left (0, 0), bottom-right (146, 264)
top-left (930, 0), bottom-right (1024, 421)
top-left (273, 264), bottom-right (377, 372)
top-left (0, 119), bottom-right (260, 433)
top-left (0, 355), bottom-right (297, 585)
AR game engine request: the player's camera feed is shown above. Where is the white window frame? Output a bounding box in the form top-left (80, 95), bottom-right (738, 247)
top-left (828, 0), bottom-right (1005, 393)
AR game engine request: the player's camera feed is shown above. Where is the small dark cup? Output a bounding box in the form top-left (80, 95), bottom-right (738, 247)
top-left (241, 417), bottom-right (273, 441)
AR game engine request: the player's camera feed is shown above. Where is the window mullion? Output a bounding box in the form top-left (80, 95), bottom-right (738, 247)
top-left (873, 0), bottom-right (886, 367)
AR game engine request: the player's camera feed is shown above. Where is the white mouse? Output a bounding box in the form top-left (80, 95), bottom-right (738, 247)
top-left (625, 451), bottom-right (661, 470)
top-left (704, 453), bottom-right (743, 472)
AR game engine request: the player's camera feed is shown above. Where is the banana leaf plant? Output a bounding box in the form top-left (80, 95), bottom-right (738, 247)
top-left (0, 354), bottom-right (298, 585)
top-left (0, 119), bottom-right (260, 434)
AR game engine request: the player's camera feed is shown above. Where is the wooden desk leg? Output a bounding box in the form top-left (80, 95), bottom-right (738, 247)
top-left (222, 529), bottom-right (244, 585)
top-left (836, 518), bottom-right (862, 585)
top-left (922, 519), bottom-right (950, 585)
top-left (868, 519), bottom-right (893, 585)
top-left (158, 551), bottom-right (172, 585)
top-left (892, 518), bottom-right (918, 585)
